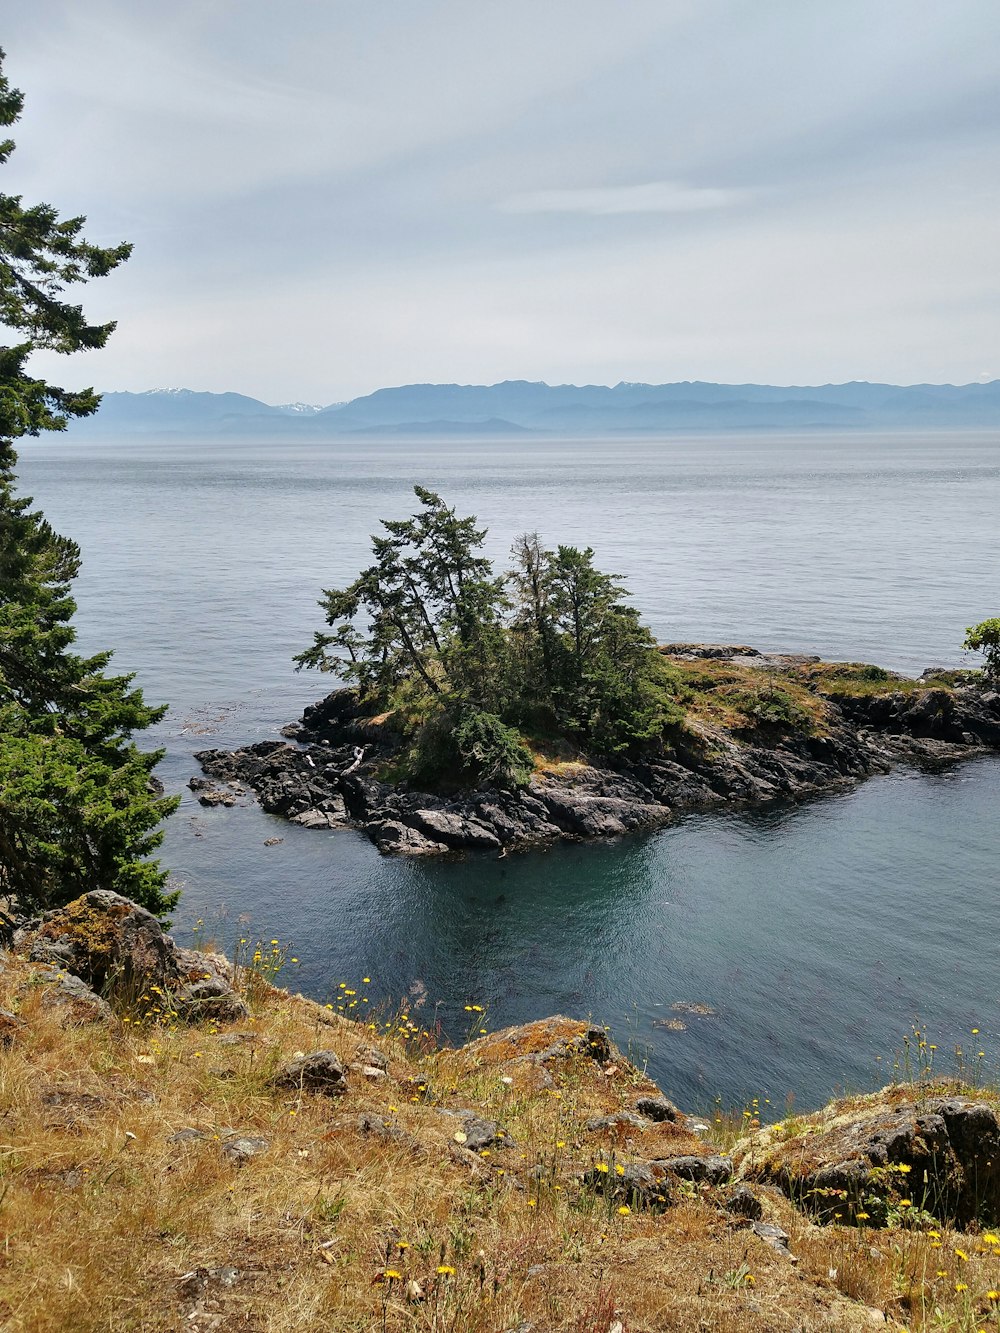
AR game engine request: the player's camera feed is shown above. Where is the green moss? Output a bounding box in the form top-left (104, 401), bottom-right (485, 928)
top-left (794, 662), bottom-right (966, 698)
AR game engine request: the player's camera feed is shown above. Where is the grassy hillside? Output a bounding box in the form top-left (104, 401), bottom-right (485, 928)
top-left (2, 941), bottom-right (999, 1332)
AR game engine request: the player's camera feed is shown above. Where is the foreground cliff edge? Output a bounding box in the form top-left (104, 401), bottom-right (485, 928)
top-left (195, 645), bottom-right (1000, 856)
top-left (2, 891), bottom-right (998, 1332)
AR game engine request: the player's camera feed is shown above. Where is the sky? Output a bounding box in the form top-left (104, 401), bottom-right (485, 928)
top-left (4, 1), bottom-right (1000, 403)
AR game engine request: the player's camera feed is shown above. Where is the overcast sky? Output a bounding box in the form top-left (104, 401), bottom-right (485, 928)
top-left (5, 1), bottom-right (999, 402)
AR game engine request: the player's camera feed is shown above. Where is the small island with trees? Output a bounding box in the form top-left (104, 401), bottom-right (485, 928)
top-left (197, 488), bottom-right (1000, 856)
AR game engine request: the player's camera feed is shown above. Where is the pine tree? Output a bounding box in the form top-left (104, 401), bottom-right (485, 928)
top-left (0, 49), bottom-right (177, 915)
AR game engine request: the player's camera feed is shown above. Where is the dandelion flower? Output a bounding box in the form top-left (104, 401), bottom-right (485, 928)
top-left (955, 1248), bottom-right (969, 1262)
top-left (383, 1269), bottom-right (402, 1281)
top-left (617, 1205), bottom-right (631, 1215)
top-left (983, 1232), bottom-right (1000, 1245)
top-left (955, 1282), bottom-right (968, 1292)
top-left (436, 1265), bottom-right (455, 1275)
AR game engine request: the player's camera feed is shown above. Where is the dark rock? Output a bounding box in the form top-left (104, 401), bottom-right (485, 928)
top-left (357, 1113), bottom-right (425, 1155)
top-left (411, 809), bottom-right (502, 850)
top-left (196, 786), bottom-right (238, 807)
top-left (659, 643), bottom-right (762, 659)
top-left (168, 1127), bottom-right (208, 1145)
top-left (441, 1109), bottom-right (510, 1151)
top-left (583, 1159), bottom-right (674, 1212)
top-left (354, 1043), bottom-right (390, 1072)
top-left (635, 1095), bottom-right (682, 1123)
top-left (534, 1024), bottom-right (613, 1067)
top-left (195, 676), bottom-right (1000, 859)
top-left (21, 893), bottom-right (253, 1028)
top-left (724, 1184), bottom-right (764, 1219)
top-left (221, 1135), bottom-right (269, 1165)
top-left (656, 1153), bottom-right (733, 1185)
top-left (174, 976), bottom-right (250, 1023)
top-left (585, 1112), bottom-right (648, 1134)
top-left (739, 1092), bottom-right (1000, 1226)
top-left (27, 890), bottom-right (178, 996)
top-left (276, 1049), bottom-right (348, 1096)
top-left (752, 1221), bottom-right (794, 1260)
top-left (366, 819), bottom-right (447, 855)
top-left (31, 965), bottom-right (113, 1023)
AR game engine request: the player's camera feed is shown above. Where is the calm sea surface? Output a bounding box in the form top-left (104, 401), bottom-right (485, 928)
top-left (15, 430), bottom-right (1000, 1114)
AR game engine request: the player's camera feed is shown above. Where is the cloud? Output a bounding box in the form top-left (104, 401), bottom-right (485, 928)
top-left (501, 180), bottom-right (745, 216)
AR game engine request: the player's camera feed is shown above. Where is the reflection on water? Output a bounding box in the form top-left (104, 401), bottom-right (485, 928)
top-left (15, 431), bottom-right (1000, 1112)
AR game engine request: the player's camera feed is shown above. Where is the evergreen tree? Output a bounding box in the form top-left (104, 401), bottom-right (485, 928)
top-left (0, 50), bottom-right (177, 915)
top-left (517, 541), bottom-right (676, 751)
top-left (296, 486), bottom-right (509, 712)
top-left (300, 490), bottom-right (681, 782)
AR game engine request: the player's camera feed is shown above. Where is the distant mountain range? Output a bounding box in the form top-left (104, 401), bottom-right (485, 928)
top-left (66, 380), bottom-right (1000, 437)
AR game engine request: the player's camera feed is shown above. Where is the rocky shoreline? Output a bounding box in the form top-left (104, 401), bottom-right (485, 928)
top-left (4, 888), bottom-right (999, 1329)
top-left (194, 646), bottom-right (1000, 856)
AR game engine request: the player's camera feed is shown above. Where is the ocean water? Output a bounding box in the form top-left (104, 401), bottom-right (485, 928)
top-left (15, 429), bottom-right (1000, 1114)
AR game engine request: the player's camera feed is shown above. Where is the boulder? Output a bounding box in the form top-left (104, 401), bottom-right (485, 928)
top-left (365, 820), bottom-right (447, 855)
top-left (737, 1090), bottom-right (1000, 1226)
top-left (410, 809), bottom-right (502, 850)
top-left (585, 1112), bottom-right (648, 1135)
top-left (582, 1160), bottom-right (674, 1212)
top-left (221, 1135), bottom-right (269, 1166)
top-left (174, 976), bottom-right (250, 1023)
top-left (32, 964), bottom-right (113, 1023)
top-left (23, 893), bottom-right (247, 1026)
top-left (354, 1043), bottom-right (390, 1072)
top-left (635, 1095), bottom-right (682, 1123)
top-left (27, 891), bottom-right (178, 996)
top-left (657, 1153), bottom-right (732, 1185)
top-left (440, 1109), bottom-right (510, 1151)
top-left (724, 1184), bottom-right (764, 1220)
top-left (275, 1050), bottom-right (348, 1096)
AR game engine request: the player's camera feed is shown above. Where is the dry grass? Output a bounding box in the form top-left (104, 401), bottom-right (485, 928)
top-left (789, 662), bottom-right (970, 698)
top-left (659, 658), bottom-right (831, 735)
top-left (1, 957), bottom-right (998, 1332)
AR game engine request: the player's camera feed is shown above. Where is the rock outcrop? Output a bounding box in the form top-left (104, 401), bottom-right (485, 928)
top-left (734, 1086), bottom-right (1000, 1227)
top-left (18, 890), bottom-right (249, 1023)
top-left (195, 650), bottom-right (1000, 858)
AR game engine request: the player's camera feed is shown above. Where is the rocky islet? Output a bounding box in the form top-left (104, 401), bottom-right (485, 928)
top-left (194, 646), bottom-right (1000, 857)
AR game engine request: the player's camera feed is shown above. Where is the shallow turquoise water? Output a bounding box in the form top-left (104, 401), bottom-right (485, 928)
top-left (16, 430), bottom-right (1000, 1112)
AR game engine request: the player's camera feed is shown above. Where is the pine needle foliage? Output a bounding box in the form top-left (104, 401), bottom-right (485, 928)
top-left (297, 488), bottom-right (681, 784)
top-left (0, 49), bottom-right (177, 915)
